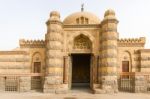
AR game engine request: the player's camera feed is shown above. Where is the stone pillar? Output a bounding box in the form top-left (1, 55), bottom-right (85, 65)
top-left (97, 9), bottom-right (119, 93)
top-left (44, 11), bottom-right (66, 93)
top-left (19, 77), bottom-right (31, 92)
top-left (63, 56), bottom-right (69, 84)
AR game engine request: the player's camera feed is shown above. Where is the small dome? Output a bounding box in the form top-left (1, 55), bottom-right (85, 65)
top-left (63, 11), bottom-right (101, 25)
top-left (48, 11), bottom-right (61, 21)
top-left (50, 11), bottom-right (60, 18)
top-left (104, 9), bottom-right (115, 17)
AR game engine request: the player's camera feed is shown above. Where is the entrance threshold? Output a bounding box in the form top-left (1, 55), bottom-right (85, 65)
top-left (72, 83), bottom-right (90, 88)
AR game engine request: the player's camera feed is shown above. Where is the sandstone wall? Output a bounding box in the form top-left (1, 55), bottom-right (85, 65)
top-left (118, 37), bottom-right (145, 73)
top-left (140, 49), bottom-right (150, 72)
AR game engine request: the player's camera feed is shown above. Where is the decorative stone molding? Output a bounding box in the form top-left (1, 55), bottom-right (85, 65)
top-left (0, 51), bottom-right (29, 55)
top-left (73, 34), bottom-right (92, 50)
top-left (68, 31), bottom-right (94, 53)
top-left (63, 24), bottom-right (100, 28)
top-left (0, 58), bottom-right (30, 62)
top-left (118, 37), bottom-right (145, 47)
top-left (46, 20), bottom-right (62, 26)
top-left (19, 39), bottom-right (45, 48)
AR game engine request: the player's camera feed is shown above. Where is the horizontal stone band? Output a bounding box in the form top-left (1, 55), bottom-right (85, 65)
top-left (101, 45), bottom-right (117, 50)
top-left (100, 62), bottom-right (117, 67)
top-left (100, 53), bottom-right (117, 58)
top-left (0, 58), bottom-right (30, 62)
top-left (102, 28), bottom-right (117, 32)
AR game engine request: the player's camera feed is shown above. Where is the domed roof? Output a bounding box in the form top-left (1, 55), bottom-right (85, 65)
top-left (63, 11), bottom-right (101, 25)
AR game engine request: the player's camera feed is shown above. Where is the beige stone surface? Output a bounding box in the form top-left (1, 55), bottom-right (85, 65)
top-left (0, 9), bottom-right (150, 93)
top-left (0, 92), bottom-right (150, 99)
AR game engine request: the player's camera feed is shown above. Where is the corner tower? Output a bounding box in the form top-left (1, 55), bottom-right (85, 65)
top-left (99, 9), bottom-right (119, 93)
top-left (44, 11), bottom-right (64, 93)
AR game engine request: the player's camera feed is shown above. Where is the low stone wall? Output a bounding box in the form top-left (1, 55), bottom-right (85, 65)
top-left (119, 72), bottom-right (149, 93)
top-left (0, 77), bottom-right (5, 91)
top-left (133, 74), bottom-right (147, 93)
top-left (19, 77), bottom-right (31, 92)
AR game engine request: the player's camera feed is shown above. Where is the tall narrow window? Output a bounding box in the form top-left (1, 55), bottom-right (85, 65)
top-left (76, 17), bottom-right (89, 24)
top-left (85, 18), bottom-right (89, 24)
top-left (81, 17), bottom-right (84, 24)
top-left (76, 18), bottom-right (79, 24)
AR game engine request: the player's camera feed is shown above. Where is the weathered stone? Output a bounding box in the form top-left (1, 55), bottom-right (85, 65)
top-left (0, 9), bottom-right (149, 94)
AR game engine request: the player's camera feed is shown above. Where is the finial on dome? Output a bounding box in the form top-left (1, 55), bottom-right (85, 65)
top-left (81, 3), bottom-right (84, 12)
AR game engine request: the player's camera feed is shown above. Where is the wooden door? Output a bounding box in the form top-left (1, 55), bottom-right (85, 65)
top-left (33, 62), bottom-right (41, 73)
top-left (122, 61), bottom-right (129, 72)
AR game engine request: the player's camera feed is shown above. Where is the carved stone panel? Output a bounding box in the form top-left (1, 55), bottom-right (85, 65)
top-left (73, 34), bottom-right (92, 50)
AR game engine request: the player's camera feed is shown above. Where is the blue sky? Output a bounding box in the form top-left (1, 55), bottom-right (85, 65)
top-left (0, 0), bottom-right (150, 50)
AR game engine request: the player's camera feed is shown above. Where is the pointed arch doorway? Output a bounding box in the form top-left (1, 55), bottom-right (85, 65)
top-left (68, 34), bottom-right (94, 90)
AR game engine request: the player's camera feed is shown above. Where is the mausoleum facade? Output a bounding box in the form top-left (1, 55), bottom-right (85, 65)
top-left (0, 9), bottom-right (150, 93)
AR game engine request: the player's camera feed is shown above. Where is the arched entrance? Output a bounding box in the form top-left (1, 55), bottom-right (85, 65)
top-left (68, 34), bottom-right (93, 90)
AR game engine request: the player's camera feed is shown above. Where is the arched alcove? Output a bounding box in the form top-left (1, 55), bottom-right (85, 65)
top-left (32, 52), bottom-right (42, 73)
top-left (73, 34), bottom-right (92, 50)
top-left (31, 52), bottom-right (42, 90)
top-left (121, 51), bottom-right (132, 72)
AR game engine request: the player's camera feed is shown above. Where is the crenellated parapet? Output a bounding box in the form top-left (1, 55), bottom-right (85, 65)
top-left (19, 39), bottom-right (45, 48)
top-left (118, 37), bottom-right (145, 47)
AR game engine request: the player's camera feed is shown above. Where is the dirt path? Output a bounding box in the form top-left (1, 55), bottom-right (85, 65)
top-left (0, 92), bottom-right (150, 99)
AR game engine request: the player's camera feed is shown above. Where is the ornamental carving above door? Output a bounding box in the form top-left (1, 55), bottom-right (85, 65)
top-left (73, 34), bottom-right (92, 50)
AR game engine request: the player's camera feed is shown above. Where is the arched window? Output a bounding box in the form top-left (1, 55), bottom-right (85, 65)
top-left (76, 17), bottom-right (89, 24)
top-left (121, 51), bottom-right (132, 72)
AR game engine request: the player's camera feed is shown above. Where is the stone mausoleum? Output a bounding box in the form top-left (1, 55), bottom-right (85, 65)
top-left (0, 8), bottom-right (150, 94)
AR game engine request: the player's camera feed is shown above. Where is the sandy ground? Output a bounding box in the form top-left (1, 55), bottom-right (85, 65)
top-left (0, 89), bottom-right (150, 99)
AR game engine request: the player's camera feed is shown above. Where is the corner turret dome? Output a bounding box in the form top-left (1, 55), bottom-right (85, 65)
top-left (63, 11), bottom-right (101, 25)
top-left (104, 9), bottom-right (115, 17)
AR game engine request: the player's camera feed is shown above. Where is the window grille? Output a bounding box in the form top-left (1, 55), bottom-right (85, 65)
top-left (5, 77), bottom-right (18, 92)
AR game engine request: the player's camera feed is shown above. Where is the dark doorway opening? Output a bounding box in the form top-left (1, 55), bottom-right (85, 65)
top-left (71, 54), bottom-right (91, 89)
